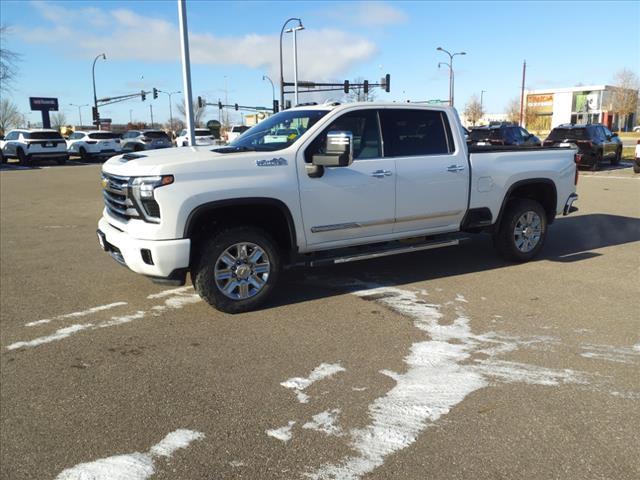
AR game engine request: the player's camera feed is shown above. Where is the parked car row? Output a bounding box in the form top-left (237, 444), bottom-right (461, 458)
top-left (467, 122), bottom-right (624, 170)
top-left (0, 127), bottom-right (229, 165)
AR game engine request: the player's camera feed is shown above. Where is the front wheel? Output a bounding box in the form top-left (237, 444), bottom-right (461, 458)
top-left (493, 199), bottom-right (547, 262)
top-left (193, 226), bottom-right (281, 314)
top-left (17, 148), bottom-right (30, 166)
top-left (611, 147), bottom-right (622, 166)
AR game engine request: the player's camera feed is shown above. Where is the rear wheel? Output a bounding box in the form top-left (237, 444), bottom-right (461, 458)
top-left (193, 226), bottom-right (281, 314)
top-left (494, 198), bottom-right (547, 262)
top-left (56, 155), bottom-right (68, 165)
top-left (17, 148), bottom-right (30, 166)
top-left (79, 147), bottom-right (88, 161)
top-left (633, 161), bottom-right (640, 174)
top-left (591, 151), bottom-right (602, 171)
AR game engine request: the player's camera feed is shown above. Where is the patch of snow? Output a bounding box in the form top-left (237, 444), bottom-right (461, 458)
top-left (303, 409), bottom-right (343, 436)
top-left (55, 429), bottom-right (203, 480)
top-left (266, 421), bottom-right (296, 442)
top-left (281, 363), bottom-right (345, 403)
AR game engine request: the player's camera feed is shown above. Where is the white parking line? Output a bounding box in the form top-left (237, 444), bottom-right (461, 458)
top-left (25, 302), bottom-right (128, 327)
top-left (7, 288), bottom-right (200, 351)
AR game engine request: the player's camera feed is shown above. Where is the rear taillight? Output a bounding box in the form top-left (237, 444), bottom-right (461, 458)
top-left (86, 141), bottom-right (97, 144)
top-left (574, 153), bottom-right (582, 185)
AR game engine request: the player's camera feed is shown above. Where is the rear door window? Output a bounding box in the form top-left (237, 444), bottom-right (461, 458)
top-left (380, 109), bottom-right (453, 156)
top-left (144, 131), bottom-right (169, 139)
top-left (88, 132), bottom-right (119, 139)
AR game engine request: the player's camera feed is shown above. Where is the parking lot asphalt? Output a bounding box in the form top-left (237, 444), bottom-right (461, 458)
top-left (1, 162), bottom-right (639, 480)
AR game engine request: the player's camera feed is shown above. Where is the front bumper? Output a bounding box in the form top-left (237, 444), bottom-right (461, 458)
top-left (563, 193), bottom-right (579, 215)
top-left (97, 217), bottom-right (191, 279)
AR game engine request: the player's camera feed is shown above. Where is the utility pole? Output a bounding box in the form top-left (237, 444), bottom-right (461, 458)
top-left (177, 0), bottom-right (195, 146)
top-left (519, 60), bottom-right (526, 127)
top-left (129, 109), bottom-right (133, 124)
top-left (150, 104), bottom-right (154, 127)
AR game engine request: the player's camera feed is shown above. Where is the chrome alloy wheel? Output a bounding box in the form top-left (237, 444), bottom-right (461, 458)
top-left (513, 211), bottom-right (542, 253)
top-left (214, 242), bottom-right (271, 300)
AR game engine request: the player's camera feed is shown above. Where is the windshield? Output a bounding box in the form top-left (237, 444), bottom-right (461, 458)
top-left (224, 110), bottom-right (329, 152)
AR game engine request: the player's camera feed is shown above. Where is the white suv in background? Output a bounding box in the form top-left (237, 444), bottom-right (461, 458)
top-left (175, 128), bottom-right (217, 147)
top-left (66, 130), bottom-right (122, 160)
top-left (225, 125), bottom-right (249, 143)
top-left (0, 129), bottom-right (68, 166)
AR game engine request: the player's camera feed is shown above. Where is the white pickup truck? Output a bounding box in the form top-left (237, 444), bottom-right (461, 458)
top-left (97, 102), bottom-right (579, 313)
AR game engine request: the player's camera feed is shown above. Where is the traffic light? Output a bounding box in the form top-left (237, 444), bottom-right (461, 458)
top-left (344, 80), bottom-right (350, 94)
top-left (234, 103), bottom-right (238, 111)
top-left (363, 80), bottom-right (369, 94)
top-left (273, 99), bottom-right (279, 113)
top-left (153, 88), bottom-right (158, 99)
top-left (141, 90), bottom-right (146, 101)
top-left (92, 106), bottom-right (99, 124)
top-left (384, 74), bottom-right (391, 93)
top-left (197, 96), bottom-right (204, 108)
top-left (218, 100), bottom-right (223, 110)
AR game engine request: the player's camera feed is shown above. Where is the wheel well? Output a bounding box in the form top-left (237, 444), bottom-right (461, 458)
top-left (501, 180), bottom-right (557, 225)
top-left (186, 200), bottom-right (297, 261)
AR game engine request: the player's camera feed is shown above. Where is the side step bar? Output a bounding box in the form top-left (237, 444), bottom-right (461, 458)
top-left (303, 236), bottom-right (468, 267)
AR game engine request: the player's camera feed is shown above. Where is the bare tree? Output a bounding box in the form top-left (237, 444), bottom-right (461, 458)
top-left (505, 98), bottom-right (521, 123)
top-left (0, 25), bottom-right (20, 92)
top-left (610, 69), bottom-right (639, 131)
top-left (175, 99), bottom-right (207, 127)
top-left (50, 111), bottom-right (68, 129)
top-left (344, 77), bottom-right (376, 103)
top-left (464, 94), bottom-right (484, 126)
top-left (0, 97), bottom-right (22, 133)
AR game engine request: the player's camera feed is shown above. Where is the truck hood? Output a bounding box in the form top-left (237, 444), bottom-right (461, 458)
top-left (101, 146), bottom-right (292, 178)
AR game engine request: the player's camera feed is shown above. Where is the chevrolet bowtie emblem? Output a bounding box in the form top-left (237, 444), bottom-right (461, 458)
top-left (101, 177), bottom-right (108, 189)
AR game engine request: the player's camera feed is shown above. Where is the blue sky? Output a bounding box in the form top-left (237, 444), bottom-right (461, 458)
top-left (1, 0), bottom-right (638, 126)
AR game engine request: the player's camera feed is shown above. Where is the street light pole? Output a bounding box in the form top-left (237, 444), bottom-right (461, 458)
top-left (69, 103), bottom-right (88, 128)
top-left (480, 90), bottom-right (486, 123)
top-left (159, 90), bottom-right (181, 132)
top-left (279, 17), bottom-right (303, 111)
top-left (285, 24), bottom-right (305, 107)
top-left (177, 0), bottom-right (195, 146)
top-left (436, 47), bottom-right (466, 108)
top-left (92, 53), bottom-right (106, 130)
top-left (263, 74), bottom-right (275, 110)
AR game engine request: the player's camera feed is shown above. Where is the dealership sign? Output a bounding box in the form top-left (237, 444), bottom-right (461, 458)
top-left (527, 94), bottom-right (554, 114)
top-left (29, 97), bottom-right (59, 129)
top-left (29, 97), bottom-right (59, 111)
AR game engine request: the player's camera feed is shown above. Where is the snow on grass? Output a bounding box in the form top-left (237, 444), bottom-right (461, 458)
top-left (55, 429), bottom-right (204, 480)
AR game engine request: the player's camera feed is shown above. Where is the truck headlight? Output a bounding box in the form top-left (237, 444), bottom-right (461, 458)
top-left (129, 175), bottom-right (174, 222)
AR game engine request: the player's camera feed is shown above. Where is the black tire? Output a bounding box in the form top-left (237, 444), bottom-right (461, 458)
top-left (0, 151), bottom-right (5, 164)
top-left (611, 147), bottom-right (621, 166)
top-left (193, 226), bottom-right (281, 314)
top-left (493, 198), bottom-right (547, 262)
top-left (633, 162), bottom-right (640, 174)
top-left (591, 151), bottom-right (602, 171)
top-left (17, 148), bottom-right (30, 166)
top-left (56, 155), bottom-right (68, 165)
top-left (134, 144), bottom-right (144, 152)
top-left (79, 147), bottom-right (88, 161)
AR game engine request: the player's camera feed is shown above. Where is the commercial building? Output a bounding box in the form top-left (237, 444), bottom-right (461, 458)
top-left (525, 85), bottom-right (638, 131)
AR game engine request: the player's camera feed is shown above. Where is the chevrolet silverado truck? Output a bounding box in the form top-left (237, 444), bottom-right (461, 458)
top-left (97, 102), bottom-right (579, 313)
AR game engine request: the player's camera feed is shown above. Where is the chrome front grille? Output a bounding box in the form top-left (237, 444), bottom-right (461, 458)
top-left (102, 173), bottom-right (139, 221)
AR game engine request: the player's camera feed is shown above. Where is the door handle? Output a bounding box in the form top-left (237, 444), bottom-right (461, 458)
top-left (447, 165), bottom-right (465, 173)
top-left (371, 169), bottom-right (392, 178)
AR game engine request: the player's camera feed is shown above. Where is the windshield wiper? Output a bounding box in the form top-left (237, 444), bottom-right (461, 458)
top-left (211, 145), bottom-right (256, 154)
